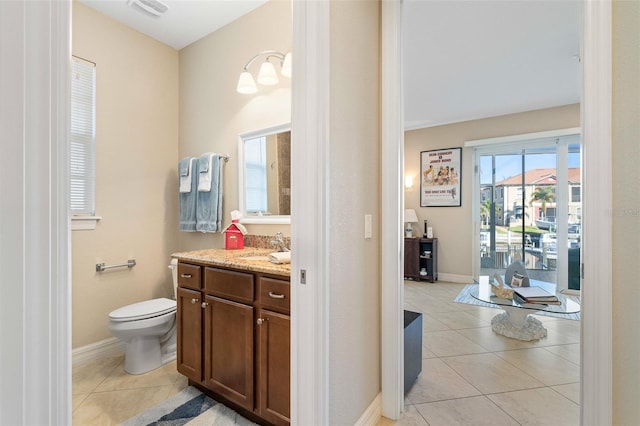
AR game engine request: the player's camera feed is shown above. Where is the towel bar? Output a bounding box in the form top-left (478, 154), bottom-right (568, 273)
top-left (96, 259), bottom-right (136, 272)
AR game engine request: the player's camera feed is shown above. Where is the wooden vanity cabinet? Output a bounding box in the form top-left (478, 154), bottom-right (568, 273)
top-left (257, 309), bottom-right (290, 425)
top-left (256, 277), bottom-right (291, 425)
top-left (175, 261), bottom-right (290, 425)
top-left (204, 294), bottom-right (255, 410)
top-left (176, 287), bottom-right (203, 382)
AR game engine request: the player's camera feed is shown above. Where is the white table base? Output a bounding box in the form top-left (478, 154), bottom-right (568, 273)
top-left (490, 306), bottom-right (547, 341)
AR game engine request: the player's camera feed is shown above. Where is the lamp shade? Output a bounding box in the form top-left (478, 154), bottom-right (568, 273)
top-left (281, 52), bottom-right (292, 78)
top-left (404, 209), bottom-right (419, 223)
top-left (257, 60), bottom-right (279, 85)
top-left (237, 71), bottom-right (257, 94)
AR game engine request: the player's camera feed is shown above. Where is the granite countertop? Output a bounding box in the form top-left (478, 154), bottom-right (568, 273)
top-left (171, 247), bottom-right (291, 278)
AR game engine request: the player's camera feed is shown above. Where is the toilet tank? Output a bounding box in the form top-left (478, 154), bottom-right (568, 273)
top-left (168, 258), bottom-right (178, 299)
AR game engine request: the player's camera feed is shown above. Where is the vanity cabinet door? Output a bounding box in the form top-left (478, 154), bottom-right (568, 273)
top-left (203, 295), bottom-right (254, 411)
top-left (176, 287), bottom-right (202, 382)
top-left (256, 309), bottom-right (290, 426)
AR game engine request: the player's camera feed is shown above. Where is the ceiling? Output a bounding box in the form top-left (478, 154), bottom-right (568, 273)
top-left (403, 0), bottom-right (581, 129)
top-left (78, 0), bottom-right (267, 50)
top-left (78, 0), bottom-right (581, 130)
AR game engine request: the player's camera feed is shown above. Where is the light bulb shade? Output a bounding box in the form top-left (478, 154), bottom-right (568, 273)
top-left (405, 175), bottom-right (414, 188)
top-left (257, 60), bottom-right (279, 85)
top-left (281, 52), bottom-right (292, 78)
top-left (237, 71), bottom-right (257, 94)
top-left (404, 209), bottom-right (419, 223)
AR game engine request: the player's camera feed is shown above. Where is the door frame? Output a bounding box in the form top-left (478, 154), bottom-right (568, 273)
top-left (4, 0), bottom-right (611, 423)
top-left (378, 0), bottom-right (612, 423)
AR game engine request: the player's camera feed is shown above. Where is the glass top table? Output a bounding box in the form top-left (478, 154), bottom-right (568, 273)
top-left (469, 277), bottom-right (580, 341)
top-left (471, 279), bottom-right (581, 315)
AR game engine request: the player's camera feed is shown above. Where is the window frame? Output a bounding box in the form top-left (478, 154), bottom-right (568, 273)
top-left (70, 56), bottom-right (100, 230)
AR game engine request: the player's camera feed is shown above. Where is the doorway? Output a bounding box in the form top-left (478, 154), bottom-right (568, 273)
top-left (381, 1), bottom-right (613, 424)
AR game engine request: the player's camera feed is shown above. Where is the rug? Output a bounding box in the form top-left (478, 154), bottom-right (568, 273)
top-left (454, 284), bottom-right (581, 321)
top-left (120, 386), bottom-right (257, 426)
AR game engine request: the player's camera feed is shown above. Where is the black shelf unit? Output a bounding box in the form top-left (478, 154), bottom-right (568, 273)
top-left (404, 237), bottom-right (438, 282)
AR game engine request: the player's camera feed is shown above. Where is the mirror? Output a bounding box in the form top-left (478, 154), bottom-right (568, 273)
top-left (238, 124), bottom-right (291, 224)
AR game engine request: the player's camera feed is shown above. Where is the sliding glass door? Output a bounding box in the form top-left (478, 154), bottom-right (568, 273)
top-left (473, 133), bottom-right (581, 290)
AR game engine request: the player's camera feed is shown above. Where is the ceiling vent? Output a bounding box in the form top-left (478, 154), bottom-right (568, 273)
top-left (127, 0), bottom-right (169, 18)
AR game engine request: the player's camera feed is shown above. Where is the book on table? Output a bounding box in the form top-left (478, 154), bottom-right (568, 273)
top-left (513, 286), bottom-right (560, 305)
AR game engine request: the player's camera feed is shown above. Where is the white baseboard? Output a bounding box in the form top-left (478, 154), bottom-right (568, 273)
top-left (72, 337), bottom-right (125, 367)
top-left (354, 393), bottom-right (382, 426)
top-left (437, 273), bottom-right (474, 283)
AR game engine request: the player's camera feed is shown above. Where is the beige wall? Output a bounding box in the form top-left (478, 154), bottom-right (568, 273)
top-left (71, 2), bottom-right (179, 347)
top-left (178, 1), bottom-right (292, 250)
top-left (612, 0), bottom-right (640, 423)
top-left (404, 104), bottom-right (580, 280)
top-left (329, 2), bottom-right (381, 424)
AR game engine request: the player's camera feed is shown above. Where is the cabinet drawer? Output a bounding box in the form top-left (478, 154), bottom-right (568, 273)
top-left (204, 267), bottom-right (254, 304)
top-left (178, 262), bottom-right (202, 290)
top-left (257, 277), bottom-right (290, 314)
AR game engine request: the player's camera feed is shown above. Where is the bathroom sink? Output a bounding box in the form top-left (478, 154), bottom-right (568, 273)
top-left (240, 255), bottom-right (270, 261)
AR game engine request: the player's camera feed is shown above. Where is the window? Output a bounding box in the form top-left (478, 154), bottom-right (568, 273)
top-left (70, 56), bottom-right (99, 230)
top-left (244, 136), bottom-right (268, 213)
top-left (470, 130), bottom-right (582, 290)
top-left (571, 186), bottom-right (581, 202)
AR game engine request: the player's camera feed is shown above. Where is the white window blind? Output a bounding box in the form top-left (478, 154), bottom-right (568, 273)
top-left (70, 56), bottom-right (96, 216)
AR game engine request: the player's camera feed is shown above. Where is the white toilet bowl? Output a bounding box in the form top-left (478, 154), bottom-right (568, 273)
top-left (108, 259), bottom-right (180, 375)
top-left (109, 298), bottom-right (177, 374)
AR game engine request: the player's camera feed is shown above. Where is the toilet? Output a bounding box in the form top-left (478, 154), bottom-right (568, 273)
top-left (108, 259), bottom-right (179, 375)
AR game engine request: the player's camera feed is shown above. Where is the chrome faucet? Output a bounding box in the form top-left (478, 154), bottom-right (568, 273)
top-left (270, 232), bottom-right (290, 252)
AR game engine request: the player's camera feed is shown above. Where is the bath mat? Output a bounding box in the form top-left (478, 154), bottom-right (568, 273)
top-left (120, 386), bottom-right (257, 426)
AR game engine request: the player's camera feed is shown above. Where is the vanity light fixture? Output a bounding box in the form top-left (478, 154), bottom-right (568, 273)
top-left (237, 50), bottom-right (292, 94)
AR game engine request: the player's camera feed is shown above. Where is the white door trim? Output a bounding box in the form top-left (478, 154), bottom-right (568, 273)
top-left (290, 1), bottom-right (330, 424)
top-left (381, 0), bottom-right (405, 420)
top-left (581, 0), bottom-right (613, 424)
top-left (0, 0), bottom-right (71, 424)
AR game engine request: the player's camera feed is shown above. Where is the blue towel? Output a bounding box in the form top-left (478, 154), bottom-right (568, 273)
top-left (197, 154), bottom-right (209, 172)
top-left (179, 157), bottom-right (198, 232)
top-left (196, 153), bottom-right (223, 233)
top-left (178, 157), bottom-right (190, 177)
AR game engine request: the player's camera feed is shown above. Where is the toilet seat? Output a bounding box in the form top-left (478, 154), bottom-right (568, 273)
top-left (109, 298), bottom-right (176, 322)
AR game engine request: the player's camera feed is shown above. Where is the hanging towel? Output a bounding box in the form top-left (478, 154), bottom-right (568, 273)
top-left (196, 153), bottom-right (223, 232)
top-left (197, 153), bottom-right (214, 192)
top-left (179, 157), bottom-right (195, 193)
top-left (179, 158), bottom-right (198, 232)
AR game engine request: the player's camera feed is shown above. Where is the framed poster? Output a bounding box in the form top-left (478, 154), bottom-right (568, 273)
top-left (420, 147), bottom-right (462, 207)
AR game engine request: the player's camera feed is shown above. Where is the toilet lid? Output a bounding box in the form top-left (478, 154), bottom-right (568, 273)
top-left (109, 298), bottom-right (176, 322)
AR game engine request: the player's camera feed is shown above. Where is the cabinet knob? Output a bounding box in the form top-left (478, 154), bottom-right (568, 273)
top-left (190, 298), bottom-right (199, 304)
top-left (268, 292), bottom-right (285, 299)
top-left (257, 318), bottom-right (264, 325)
top-left (181, 273), bottom-right (192, 278)
top-left (201, 302), bottom-right (209, 309)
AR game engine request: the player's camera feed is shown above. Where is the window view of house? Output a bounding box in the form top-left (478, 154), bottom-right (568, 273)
top-left (477, 137), bottom-right (581, 290)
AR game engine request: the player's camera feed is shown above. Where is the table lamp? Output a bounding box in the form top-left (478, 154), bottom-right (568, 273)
top-left (404, 209), bottom-right (419, 238)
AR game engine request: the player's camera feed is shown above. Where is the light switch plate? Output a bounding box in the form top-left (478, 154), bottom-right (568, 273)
top-left (364, 214), bottom-right (372, 239)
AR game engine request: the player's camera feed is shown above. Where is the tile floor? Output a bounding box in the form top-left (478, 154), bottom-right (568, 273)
top-left (72, 356), bottom-right (188, 425)
top-left (72, 280), bottom-right (580, 425)
top-left (378, 280), bottom-right (580, 426)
